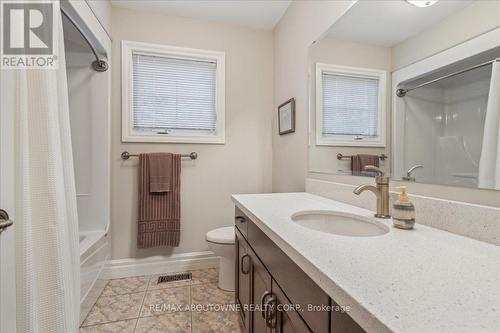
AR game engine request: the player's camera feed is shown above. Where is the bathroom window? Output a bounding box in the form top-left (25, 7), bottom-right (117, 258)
top-left (122, 40), bottom-right (225, 143)
top-left (316, 63), bottom-right (386, 147)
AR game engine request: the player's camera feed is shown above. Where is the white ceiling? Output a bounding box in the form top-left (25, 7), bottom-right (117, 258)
top-left (328, 0), bottom-right (474, 47)
top-left (111, 0), bottom-right (291, 30)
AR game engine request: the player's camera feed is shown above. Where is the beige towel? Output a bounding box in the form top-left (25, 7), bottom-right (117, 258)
top-left (138, 153), bottom-right (181, 248)
top-left (351, 154), bottom-right (380, 177)
top-left (148, 153), bottom-right (172, 193)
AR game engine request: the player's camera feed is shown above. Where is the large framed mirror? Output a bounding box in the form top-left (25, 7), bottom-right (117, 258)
top-left (308, 0), bottom-right (500, 190)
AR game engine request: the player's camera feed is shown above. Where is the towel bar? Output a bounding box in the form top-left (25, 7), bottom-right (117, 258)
top-left (121, 151), bottom-right (198, 160)
top-left (337, 153), bottom-right (387, 161)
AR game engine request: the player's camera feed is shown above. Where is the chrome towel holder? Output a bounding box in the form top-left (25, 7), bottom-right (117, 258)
top-left (337, 153), bottom-right (388, 161)
top-left (121, 151), bottom-right (198, 160)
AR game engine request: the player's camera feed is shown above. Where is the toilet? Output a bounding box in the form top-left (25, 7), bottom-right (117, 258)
top-left (206, 226), bottom-right (235, 291)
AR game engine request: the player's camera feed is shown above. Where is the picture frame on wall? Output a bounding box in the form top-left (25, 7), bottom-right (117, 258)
top-left (278, 98), bottom-right (295, 135)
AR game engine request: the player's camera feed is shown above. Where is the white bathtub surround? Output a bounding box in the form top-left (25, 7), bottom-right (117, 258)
top-left (12, 7), bottom-right (80, 332)
top-left (80, 231), bottom-right (110, 325)
top-left (478, 61), bottom-right (500, 190)
top-left (63, 0), bottom-right (112, 312)
top-left (232, 193), bottom-right (500, 333)
top-left (79, 230), bottom-right (107, 256)
top-left (306, 178), bottom-right (500, 246)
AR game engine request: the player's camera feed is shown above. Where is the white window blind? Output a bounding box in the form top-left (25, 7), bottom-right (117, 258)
top-left (322, 73), bottom-right (379, 137)
top-left (132, 52), bottom-right (217, 133)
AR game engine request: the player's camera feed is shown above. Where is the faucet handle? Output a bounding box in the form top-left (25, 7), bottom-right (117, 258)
top-left (364, 165), bottom-right (385, 176)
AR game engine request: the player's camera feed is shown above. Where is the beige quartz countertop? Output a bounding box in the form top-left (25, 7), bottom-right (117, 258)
top-left (232, 192), bottom-right (500, 333)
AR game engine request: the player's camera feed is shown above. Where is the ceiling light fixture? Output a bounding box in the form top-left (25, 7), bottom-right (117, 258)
top-left (406, 0), bottom-right (439, 8)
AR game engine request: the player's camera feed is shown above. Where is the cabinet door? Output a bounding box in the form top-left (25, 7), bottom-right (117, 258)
top-left (236, 229), bottom-right (251, 332)
top-left (249, 248), bottom-right (272, 333)
top-left (247, 220), bottom-right (329, 333)
top-left (271, 281), bottom-right (311, 333)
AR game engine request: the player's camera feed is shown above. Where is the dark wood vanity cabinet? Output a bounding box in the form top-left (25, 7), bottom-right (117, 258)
top-left (249, 244), bottom-right (272, 333)
top-left (272, 280), bottom-right (311, 333)
top-left (236, 229), bottom-right (251, 331)
top-left (236, 227), bottom-right (272, 332)
top-left (235, 207), bottom-right (366, 333)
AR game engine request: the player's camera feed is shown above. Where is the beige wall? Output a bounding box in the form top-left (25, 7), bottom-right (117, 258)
top-left (392, 0), bottom-right (500, 70)
top-left (273, 1), bottom-right (500, 207)
top-left (308, 37), bottom-right (392, 175)
top-left (272, 0), bottom-right (356, 192)
top-left (110, 1), bottom-right (500, 260)
top-left (111, 7), bottom-right (273, 259)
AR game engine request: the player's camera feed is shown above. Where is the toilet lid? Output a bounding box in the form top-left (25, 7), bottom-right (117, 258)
top-left (206, 226), bottom-right (235, 244)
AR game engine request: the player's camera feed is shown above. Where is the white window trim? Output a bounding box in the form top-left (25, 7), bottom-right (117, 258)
top-left (121, 40), bottom-right (226, 144)
top-left (315, 63), bottom-right (387, 147)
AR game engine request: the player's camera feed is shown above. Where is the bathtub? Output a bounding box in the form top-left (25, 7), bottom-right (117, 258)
top-left (80, 230), bottom-right (106, 255)
top-left (80, 229), bottom-right (109, 298)
top-left (79, 229), bottom-right (109, 324)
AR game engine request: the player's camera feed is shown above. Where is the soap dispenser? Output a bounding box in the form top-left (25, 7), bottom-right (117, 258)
top-left (392, 186), bottom-right (415, 229)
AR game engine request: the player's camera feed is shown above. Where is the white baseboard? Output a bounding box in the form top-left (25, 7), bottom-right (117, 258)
top-left (101, 251), bottom-right (219, 279)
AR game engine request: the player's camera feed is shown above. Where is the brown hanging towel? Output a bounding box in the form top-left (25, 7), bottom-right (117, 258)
top-left (138, 153), bottom-right (181, 248)
top-left (148, 153), bottom-right (173, 193)
top-left (351, 154), bottom-right (380, 176)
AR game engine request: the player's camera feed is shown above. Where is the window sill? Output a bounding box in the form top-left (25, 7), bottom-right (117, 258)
top-left (122, 134), bottom-right (225, 144)
top-left (316, 138), bottom-right (386, 147)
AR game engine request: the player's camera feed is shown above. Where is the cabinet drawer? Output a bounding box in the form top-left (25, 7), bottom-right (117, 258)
top-left (235, 207), bottom-right (249, 239)
top-left (247, 220), bottom-right (330, 333)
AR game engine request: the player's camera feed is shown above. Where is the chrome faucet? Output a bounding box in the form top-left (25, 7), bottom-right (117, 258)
top-left (402, 165), bottom-right (423, 182)
top-left (353, 166), bottom-right (391, 218)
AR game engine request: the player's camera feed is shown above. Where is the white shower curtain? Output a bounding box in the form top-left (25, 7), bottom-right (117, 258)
top-left (478, 61), bottom-right (500, 190)
top-left (13, 3), bottom-right (80, 332)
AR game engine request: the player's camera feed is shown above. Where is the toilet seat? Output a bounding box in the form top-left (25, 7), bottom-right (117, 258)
top-left (206, 226), bottom-right (235, 244)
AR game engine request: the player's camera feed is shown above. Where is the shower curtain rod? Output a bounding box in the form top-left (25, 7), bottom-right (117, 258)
top-left (396, 58), bottom-right (500, 97)
top-left (61, 9), bottom-right (108, 72)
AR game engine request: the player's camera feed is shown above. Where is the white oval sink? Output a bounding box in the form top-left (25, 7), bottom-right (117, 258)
top-left (291, 210), bottom-right (389, 237)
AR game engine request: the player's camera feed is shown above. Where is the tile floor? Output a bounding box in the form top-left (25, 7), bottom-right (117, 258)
top-left (80, 268), bottom-right (242, 333)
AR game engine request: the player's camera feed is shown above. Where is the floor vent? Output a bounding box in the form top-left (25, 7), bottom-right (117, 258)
top-left (157, 272), bottom-right (192, 284)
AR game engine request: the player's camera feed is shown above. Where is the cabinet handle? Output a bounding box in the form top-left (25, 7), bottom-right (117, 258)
top-left (266, 294), bottom-right (277, 329)
top-left (276, 309), bottom-right (283, 333)
top-left (260, 291), bottom-right (271, 319)
top-left (235, 216), bottom-right (246, 224)
top-left (240, 254), bottom-right (250, 274)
